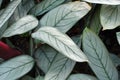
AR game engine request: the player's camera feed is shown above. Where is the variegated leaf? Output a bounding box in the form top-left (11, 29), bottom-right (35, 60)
top-left (0, 55), bottom-right (34, 80)
top-left (82, 28), bottom-right (118, 80)
top-left (40, 1), bottom-right (91, 33)
top-left (29, 0), bottom-right (65, 16)
top-left (100, 5), bottom-right (120, 30)
top-left (0, 0), bottom-right (21, 31)
top-left (83, 0), bottom-right (120, 5)
top-left (32, 27), bottom-right (88, 62)
top-left (3, 15), bottom-right (38, 37)
top-left (67, 74), bottom-right (98, 80)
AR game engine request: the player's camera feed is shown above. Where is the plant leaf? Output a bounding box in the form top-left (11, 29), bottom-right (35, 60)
top-left (45, 52), bottom-right (75, 80)
top-left (36, 75), bottom-right (44, 80)
top-left (67, 74), bottom-right (98, 80)
top-left (116, 32), bottom-right (120, 45)
top-left (35, 35), bottom-right (81, 73)
top-left (0, 55), bottom-right (34, 80)
top-left (0, 0), bottom-right (21, 32)
top-left (29, 0), bottom-right (65, 16)
top-left (100, 5), bottom-right (120, 30)
top-left (110, 53), bottom-right (120, 67)
top-left (83, 0), bottom-right (120, 5)
top-left (35, 45), bottom-right (58, 73)
top-left (40, 1), bottom-right (91, 33)
top-left (82, 28), bottom-right (118, 80)
top-left (3, 15), bottom-right (38, 37)
top-left (22, 0), bottom-right (35, 14)
top-left (0, 0), bottom-right (2, 7)
top-left (21, 75), bottom-right (34, 80)
top-left (89, 6), bottom-right (102, 34)
top-left (32, 27), bottom-right (88, 62)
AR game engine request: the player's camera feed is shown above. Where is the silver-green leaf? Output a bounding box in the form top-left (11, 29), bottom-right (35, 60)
top-left (0, 55), bottom-right (34, 80)
top-left (35, 45), bottom-right (58, 73)
top-left (3, 15), bottom-right (38, 37)
top-left (67, 74), bottom-right (98, 80)
top-left (83, 0), bottom-right (120, 5)
top-left (110, 53), bottom-right (120, 67)
top-left (45, 52), bottom-right (75, 80)
top-left (35, 35), bottom-right (81, 73)
top-left (100, 5), bottom-right (120, 30)
top-left (116, 32), bottom-right (120, 45)
top-left (29, 0), bottom-right (65, 16)
top-left (32, 27), bottom-right (88, 62)
top-left (0, 0), bottom-right (21, 30)
top-left (40, 1), bottom-right (91, 33)
top-left (82, 28), bottom-right (118, 80)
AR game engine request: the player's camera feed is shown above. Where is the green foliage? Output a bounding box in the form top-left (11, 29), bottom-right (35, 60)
top-left (0, 0), bottom-right (120, 80)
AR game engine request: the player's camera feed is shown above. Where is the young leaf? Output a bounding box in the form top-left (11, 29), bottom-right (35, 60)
top-left (83, 0), bottom-right (120, 5)
top-left (29, 0), bottom-right (65, 16)
top-left (32, 27), bottom-right (88, 62)
top-left (100, 5), bottom-right (120, 30)
top-left (0, 55), bottom-right (34, 80)
top-left (0, 0), bottom-right (21, 31)
top-left (3, 15), bottom-right (38, 37)
top-left (116, 32), bottom-right (120, 45)
top-left (82, 28), bottom-right (118, 80)
top-left (67, 74), bottom-right (98, 80)
top-left (40, 1), bottom-right (91, 33)
top-left (45, 52), bottom-right (75, 80)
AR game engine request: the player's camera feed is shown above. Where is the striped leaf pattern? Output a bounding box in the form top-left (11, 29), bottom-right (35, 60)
top-left (0, 0), bottom-right (21, 38)
top-left (100, 5), bottom-right (120, 30)
top-left (82, 28), bottom-right (118, 80)
top-left (29, 0), bottom-right (65, 16)
top-left (3, 15), bottom-right (38, 37)
top-left (45, 52), bottom-right (75, 80)
top-left (0, 55), bottom-right (34, 80)
top-left (35, 45), bottom-right (75, 80)
top-left (83, 0), bottom-right (120, 5)
top-left (40, 1), bottom-right (91, 33)
top-left (32, 27), bottom-right (88, 62)
top-left (35, 45), bottom-right (58, 73)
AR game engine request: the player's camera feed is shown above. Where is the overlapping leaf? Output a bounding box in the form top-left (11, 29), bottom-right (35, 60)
top-left (35, 45), bottom-right (76, 80)
top-left (89, 6), bottom-right (102, 34)
top-left (3, 15), bottom-right (38, 37)
top-left (116, 32), bottom-right (120, 45)
top-left (32, 27), bottom-right (88, 62)
top-left (0, 55), bottom-right (34, 80)
top-left (45, 52), bottom-right (75, 80)
top-left (35, 35), bottom-right (81, 73)
top-left (67, 74), bottom-right (98, 80)
top-left (0, 0), bottom-right (2, 7)
top-left (0, 0), bottom-right (21, 30)
top-left (29, 0), bottom-right (65, 16)
top-left (36, 75), bottom-right (44, 80)
top-left (40, 1), bottom-right (91, 33)
top-left (83, 0), bottom-right (120, 5)
top-left (110, 53), bottom-right (120, 67)
top-left (35, 45), bottom-right (58, 73)
top-left (100, 5), bottom-right (120, 30)
top-left (82, 28), bottom-right (118, 80)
